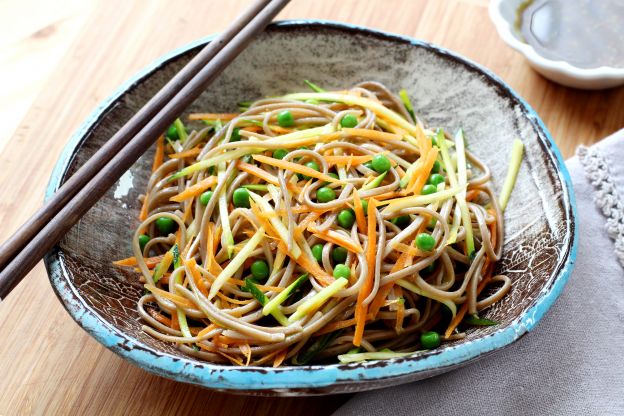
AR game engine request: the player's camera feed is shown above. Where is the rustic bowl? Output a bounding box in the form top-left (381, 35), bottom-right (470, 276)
top-left (44, 20), bottom-right (577, 396)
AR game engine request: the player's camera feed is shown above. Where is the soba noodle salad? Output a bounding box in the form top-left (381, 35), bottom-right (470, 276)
top-left (114, 81), bottom-right (523, 366)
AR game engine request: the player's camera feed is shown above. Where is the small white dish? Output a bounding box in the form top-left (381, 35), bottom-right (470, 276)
top-left (489, 0), bottom-right (624, 89)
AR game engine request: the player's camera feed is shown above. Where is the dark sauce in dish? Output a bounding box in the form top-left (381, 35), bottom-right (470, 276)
top-left (517, 0), bottom-right (624, 69)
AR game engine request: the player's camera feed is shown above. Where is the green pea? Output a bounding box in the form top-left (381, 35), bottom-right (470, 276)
top-left (299, 161), bottom-right (320, 180)
top-left (232, 188), bottom-right (250, 208)
top-left (432, 160), bottom-right (441, 173)
top-left (323, 172), bottom-right (339, 185)
top-left (250, 260), bottom-right (270, 280)
top-left (273, 149), bottom-right (288, 160)
top-left (337, 209), bottom-right (355, 229)
top-left (371, 154), bottom-right (392, 173)
top-left (422, 261), bottom-right (436, 275)
top-left (340, 114), bottom-right (358, 128)
top-left (333, 264), bottom-right (350, 279)
top-left (415, 233), bottom-right (436, 251)
top-left (230, 127), bottom-right (241, 142)
top-left (420, 331), bottom-right (441, 349)
top-left (360, 199), bottom-right (369, 215)
top-left (421, 184), bottom-right (437, 195)
top-left (332, 246), bottom-right (348, 263)
top-left (428, 173), bottom-right (445, 186)
top-left (277, 110), bottom-right (294, 127)
top-left (138, 234), bottom-right (150, 251)
top-left (363, 161), bottom-right (374, 170)
top-left (199, 190), bottom-right (213, 206)
top-left (391, 215), bottom-right (410, 229)
top-left (156, 217), bottom-right (176, 235)
top-left (316, 187), bottom-right (336, 203)
top-left (166, 124), bottom-right (178, 141)
top-left (427, 217), bottom-right (437, 230)
top-left (311, 243), bottom-right (324, 262)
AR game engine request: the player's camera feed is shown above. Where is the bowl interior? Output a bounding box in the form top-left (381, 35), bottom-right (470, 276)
top-left (45, 21), bottom-right (575, 394)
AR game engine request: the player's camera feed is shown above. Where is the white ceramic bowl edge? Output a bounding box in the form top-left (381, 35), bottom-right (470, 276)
top-left (489, 0), bottom-right (624, 89)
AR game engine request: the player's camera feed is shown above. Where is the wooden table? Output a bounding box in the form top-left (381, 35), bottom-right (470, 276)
top-left (1, 0), bottom-right (622, 414)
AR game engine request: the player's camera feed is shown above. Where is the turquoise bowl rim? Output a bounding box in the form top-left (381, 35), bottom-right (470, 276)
top-left (44, 20), bottom-right (578, 393)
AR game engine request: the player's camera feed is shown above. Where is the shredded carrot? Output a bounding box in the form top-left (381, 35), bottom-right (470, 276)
top-left (324, 154), bottom-right (373, 166)
top-left (252, 154), bottom-right (343, 185)
top-left (197, 324), bottom-right (217, 338)
top-left (185, 258), bottom-right (208, 297)
top-left (168, 146), bottom-right (201, 159)
top-left (170, 176), bottom-right (217, 202)
top-left (217, 292), bottom-right (254, 305)
top-left (113, 254), bottom-right (164, 268)
top-left (273, 349), bottom-right (288, 368)
top-left (369, 283), bottom-right (394, 318)
top-left (407, 147), bottom-right (439, 194)
top-left (149, 310), bottom-right (172, 326)
top-left (145, 284), bottom-right (196, 309)
top-left (238, 161), bottom-right (301, 194)
top-left (139, 193), bottom-right (150, 221)
top-left (151, 136), bottom-right (165, 172)
top-left (352, 190), bottom-right (367, 234)
top-left (242, 125), bottom-right (263, 133)
top-left (268, 125), bottom-right (293, 134)
top-left (297, 211), bottom-right (321, 234)
top-left (392, 242), bottom-right (419, 257)
top-left (188, 113), bottom-right (237, 121)
top-left (353, 199), bottom-right (378, 346)
top-left (295, 253), bottom-right (334, 287)
top-left (466, 189), bottom-right (480, 202)
top-left (307, 225), bottom-right (363, 254)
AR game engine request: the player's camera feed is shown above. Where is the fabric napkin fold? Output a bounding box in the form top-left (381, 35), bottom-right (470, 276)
top-left (333, 130), bottom-right (624, 416)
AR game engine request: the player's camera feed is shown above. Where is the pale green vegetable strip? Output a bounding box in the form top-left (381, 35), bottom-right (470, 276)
top-left (169, 148), bottom-right (253, 180)
top-left (383, 187), bottom-right (461, 214)
top-left (217, 162), bottom-right (234, 259)
top-left (400, 160), bottom-right (419, 188)
top-left (362, 171), bottom-right (387, 190)
top-left (173, 118), bottom-right (188, 143)
top-left (338, 350), bottom-right (414, 363)
top-left (263, 273), bottom-right (309, 316)
top-left (499, 139), bottom-right (524, 211)
top-left (288, 278), bottom-right (348, 322)
top-left (396, 279), bottom-right (457, 318)
top-left (152, 250), bottom-right (173, 284)
top-left (446, 204), bottom-right (462, 245)
top-left (244, 279), bottom-right (289, 326)
top-left (171, 245), bottom-right (192, 338)
top-left (454, 129), bottom-right (475, 257)
top-left (168, 126), bottom-right (335, 181)
top-left (249, 190), bottom-right (302, 258)
top-left (282, 92), bottom-right (421, 137)
top-left (398, 89), bottom-right (416, 122)
top-left (436, 129), bottom-right (458, 188)
top-left (208, 227), bottom-right (265, 299)
top-left (304, 79), bottom-right (326, 92)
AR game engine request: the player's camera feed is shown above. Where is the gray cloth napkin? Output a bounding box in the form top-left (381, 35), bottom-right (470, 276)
top-left (334, 131), bottom-right (624, 416)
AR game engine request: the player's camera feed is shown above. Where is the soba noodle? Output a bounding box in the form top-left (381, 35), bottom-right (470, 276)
top-left (115, 81), bottom-right (516, 366)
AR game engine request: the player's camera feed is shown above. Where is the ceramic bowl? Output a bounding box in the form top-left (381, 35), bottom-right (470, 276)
top-left (489, 0), bottom-right (624, 90)
top-left (44, 20), bottom-right (577, 395)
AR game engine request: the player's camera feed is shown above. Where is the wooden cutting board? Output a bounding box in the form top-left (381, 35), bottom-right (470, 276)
top-left (0, 0), bottom-right (622, 414)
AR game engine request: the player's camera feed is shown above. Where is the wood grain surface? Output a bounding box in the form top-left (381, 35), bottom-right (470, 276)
top-left (0, 0), bottom-right (622, 415)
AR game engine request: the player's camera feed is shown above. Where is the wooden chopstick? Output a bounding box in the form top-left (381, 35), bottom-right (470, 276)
top-left (0, 0), bottom-right (291, 300)
top-left (0, 0), bottom-right (272, 273)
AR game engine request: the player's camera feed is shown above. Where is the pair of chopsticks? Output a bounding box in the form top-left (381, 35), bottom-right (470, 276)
top-left (0, 0), bottom-right (291, 301)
